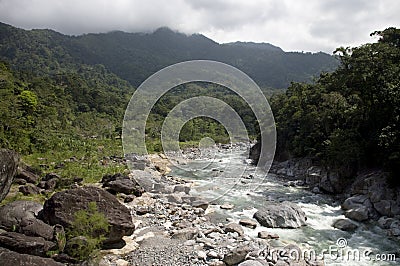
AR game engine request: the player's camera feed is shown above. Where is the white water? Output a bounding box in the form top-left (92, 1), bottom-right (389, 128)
top-left (171, 147), bottom-right (399, 265)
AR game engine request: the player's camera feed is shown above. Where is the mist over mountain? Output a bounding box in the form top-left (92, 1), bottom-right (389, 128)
top-left (0, 22), bottom-right (338, 89)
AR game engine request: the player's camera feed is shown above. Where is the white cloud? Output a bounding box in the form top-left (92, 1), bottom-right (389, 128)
top-left (0, 0), bottom-right (399, 53)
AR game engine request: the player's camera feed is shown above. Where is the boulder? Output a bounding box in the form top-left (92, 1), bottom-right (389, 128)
top-left (239, 218), bottom-right (258, 229)
top-left (373, 200), bottom-right (392, 216)
top-left (224, 222), bottom-right (244, 236)
top-left (0, 231), bottom-right (56, 257)
top-left (102, 173), bottom-right (144, 196)
top-left (0, 149), bottom-right (19, 202)
top-left (258, 231), bottom-right (279, 239)
top-left (42, 186), bottom-right (135, 244)
top-left (342, 194), bottom-right (371, 210)
top-left (332, 219), bottom-right (358, 231)
top-left (0, 247), bottom-right (63, 266)
top-left (173, 184), bottom-right (190, 194)
top-left (19, 184), bottom-right (40, 195)
top-left (0, 201), bottom-right (53, 240)
top-left (378, 216), bottom-right (394, 229)
top-left (223, 246), bottom-right (252, 265)
top-left (344, 207), bottom-right (369, 221)
top-left (15, 165), bottom-right (39, 184)
top-left (389, 220), bottom-right (400, 236)
top-left (253, 202), bottom-right (307, 228)
top-left (171, 227), bottom-right (199, 240)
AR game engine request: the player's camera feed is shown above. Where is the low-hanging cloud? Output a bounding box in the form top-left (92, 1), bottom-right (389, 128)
top-left (0, 0), bottom-right (399, 53)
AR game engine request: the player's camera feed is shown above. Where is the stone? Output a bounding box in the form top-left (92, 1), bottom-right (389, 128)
top-left (42, 186), bottom-right (135, 244)
top-left (224, 223), bottom-right (244, 236)
top-left (220, 203), bottom-right (235, 210)
top-left (207, 250), bottom-right (220, 259)
top-left (0, 231), bottom-right (56, 257)
top-left (373, 200), bottom-right (392, 216)
top-left (378, 216), bottom-right (394, 229)
top-left (239, 218), bottom-right (258, 229)
top-left (42, 173), bottom-right (61, 182)
top-left (342, 194), bottom-right (370, 210)
top-left (258, 231), bottom-right (279, 239)
top-left (0, 149), bottom-right (19, 202)
top-left (223, 246), bottom-right (252, 265)
top-left (389, 220), bottom-right (400, 236)
top-left (0, 247), bottom-right (63, 266)
top-left (171, 227), bottom-right (199, 240)
top-left (345, 207), bottom-right (369, 221)
top-left (197, 250), bottom-right (207, 260)
top-left (253, 202), bottom-right (307, 228)
top-left (332, 219), bottom-right (358, 231)
top-left (44, 178), bottom-right (58, 190)
top-left (15, 165), bottom-right (39, 184)
top-left (19, 184), bottom-right (40, 195)
top-left (173, 184), bottom-right (190, 194)
top-left (102, 173), bottom-right (144, 196)
top-left (0, 201), bottom-right (53, 239)
top-left (13, 178), bottom-right (27, 185)
top-left (191, 199), bottom-right (209, 210)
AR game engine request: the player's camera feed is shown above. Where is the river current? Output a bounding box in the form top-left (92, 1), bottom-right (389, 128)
top-left (171, 146), bottom-right (399, 265)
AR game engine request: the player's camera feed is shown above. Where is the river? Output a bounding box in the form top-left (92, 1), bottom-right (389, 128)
top-left (170, 145), bottom-right (399, 265)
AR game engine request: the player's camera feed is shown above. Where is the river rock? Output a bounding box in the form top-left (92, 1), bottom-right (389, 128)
top-left (224, 222), bottom-right (244, 236)
top-left (258, 231), bottom-right (279, 239)
top-left (220, 203), bottom-right (235, 210)
top-left (0, 149), bottom-right (19, 202)
top-left (102, 173), bottom-right (144, 196)
top-left (19, 184), bottom-right (40, 195)
top-left (342, 194), bottom-right (371, 210)
top-left (344, 206), bottom-right (369, 221)
top-left (239, 218), bottom-right (258, 229)
top-left (378, 216), bottom-right (395, 229)
top-left (0, 231), bottom-right (56, 257)
top-left (253, 202), bottom-right (307, 228)
top-left (0, 247), bottom-right (63, 266)
top-left (15, 165), bottom-right (39, 184)
top-left (373, 200), bottom-right (392, 216)
top-left (42, 186), bottom-right (135, 244)
top-left (332, 219), bottom-right (358, 231)
top-left (0, 200), bottom-right (54, 240)
top-left (223, 246), bottom-right (252, 265)
top-left (171, 227), bottom-right (199, 240)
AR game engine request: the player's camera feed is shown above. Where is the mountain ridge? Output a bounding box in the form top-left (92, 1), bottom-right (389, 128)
top-left (0, 22), bottom-right (338, 89)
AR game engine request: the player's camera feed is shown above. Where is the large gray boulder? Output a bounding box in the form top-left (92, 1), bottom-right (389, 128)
top-left (333, 219), bottom-right (358, 231)
top-left (253, 201), bottom-right (307, 228)
top-left (0, 200), bottom-right (54, 240)
top-left (0, 231), bottom-right (56, 257)
top-left (42, 186), bottom-right (135, 244)
top-left (101, 173), bottom-right (144, 196)
top-left (0, 149), bottom-right (19, 202)
top-left (0, 247), bottom-right (63, 266)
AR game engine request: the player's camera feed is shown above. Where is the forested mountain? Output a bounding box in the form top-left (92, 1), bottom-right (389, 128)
top-left (0, 22), bottom-right (338, 89)
top-left (269, 28), bottom-right (400, 182)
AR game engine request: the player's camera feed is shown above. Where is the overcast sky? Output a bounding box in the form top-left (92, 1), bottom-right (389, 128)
top-left (0, 0), bottom-right (399, 53)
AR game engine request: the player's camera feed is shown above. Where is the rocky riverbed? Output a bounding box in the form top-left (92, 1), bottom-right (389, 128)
top-left (0, 147), bottom-right (323, 266)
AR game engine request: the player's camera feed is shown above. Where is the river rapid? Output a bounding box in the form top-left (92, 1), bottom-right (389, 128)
top-left (171, 145), bottom-right (399, 265)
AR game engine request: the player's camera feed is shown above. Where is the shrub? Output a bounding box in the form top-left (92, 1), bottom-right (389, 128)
top-left (66, 202), bottom-right (109, 261)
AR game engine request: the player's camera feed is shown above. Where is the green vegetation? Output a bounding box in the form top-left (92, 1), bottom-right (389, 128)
top-left (0, 22), bottom-right (338, 89)
top-left (66, 202), bottom-right (109, 261)
top-left (271, 28), bottom-right (400, 183)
